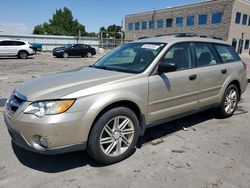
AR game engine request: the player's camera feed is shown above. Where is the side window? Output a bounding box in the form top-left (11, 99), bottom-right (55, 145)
top-left (194, 43), bottom-right (217, 67)
top-left (0, 41), bottom-right (11, 46)
top-left (161, 43), bottom-right (195, 70)
top-left (16, 41), bottom-right (25, 46)
top-left (74, 45), bottom-right (81, 49)
top-left (213, 44), bottom-right (240, 62)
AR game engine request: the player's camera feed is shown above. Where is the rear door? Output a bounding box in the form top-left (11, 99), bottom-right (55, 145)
top-left (11, 41), bottom-right (24, 55)
top-left (148, 42), bottom-right (199, 122)
top-left (193, 42), bottom-right (225, 108)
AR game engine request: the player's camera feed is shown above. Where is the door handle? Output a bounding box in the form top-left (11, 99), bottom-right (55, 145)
top-left (189, 74), bottom-right (197, 81)
top-left (221, 69), bottom-right (227, 74)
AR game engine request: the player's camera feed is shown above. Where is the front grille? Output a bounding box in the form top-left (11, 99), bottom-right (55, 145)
top-left (7, 92), bottom-right (27, 115)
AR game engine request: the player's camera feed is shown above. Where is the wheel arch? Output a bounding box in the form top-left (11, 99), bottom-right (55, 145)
top-left (219, 79), bottom-right (241, 103)
top-left (18, 50), bottom-right (29, 55)
top-left (226, 80), bottom-right (241, 99)
top-left (88, 100), bottom-right (146, 140)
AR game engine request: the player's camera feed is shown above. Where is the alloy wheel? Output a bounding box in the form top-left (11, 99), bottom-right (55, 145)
top-left (99, 116), bottom-right (135, 157)
top-left (224, 89), bottom-right (237, 114)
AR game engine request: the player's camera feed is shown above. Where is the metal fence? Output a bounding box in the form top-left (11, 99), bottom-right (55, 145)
top-left (0, 34), bottom-right (99, 51)
top-left (0, 34), bottom-right (131, 51)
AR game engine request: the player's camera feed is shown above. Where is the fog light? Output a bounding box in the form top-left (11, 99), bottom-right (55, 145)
top-left (39, 136), bottom-right (48, 148)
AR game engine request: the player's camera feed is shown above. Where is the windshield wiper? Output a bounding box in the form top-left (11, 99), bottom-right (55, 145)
top-left (89, 64), bottom-right (113, 70)
top-left (89, 64), bottom-right (137, 74)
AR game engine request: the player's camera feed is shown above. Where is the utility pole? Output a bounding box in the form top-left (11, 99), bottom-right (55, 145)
top-left (100, 31), bottom-right (103, 48)
top-left (78, 30), bottom-right (81, 44)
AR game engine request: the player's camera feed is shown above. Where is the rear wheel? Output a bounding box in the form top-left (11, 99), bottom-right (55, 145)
top-left (18, 51), bottom-right (28, 59)
top-left (86, 52), bottom-right (92, 58)
top-left (217, 85), bottom-right (239, 118)
top-left (88, 107), bottom-right (139, 164)
top-left (62, 52), bottom-right (68, 58)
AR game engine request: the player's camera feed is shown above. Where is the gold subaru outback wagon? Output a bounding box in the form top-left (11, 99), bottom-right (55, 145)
top-left (4, 34), bottom-right (248, 164)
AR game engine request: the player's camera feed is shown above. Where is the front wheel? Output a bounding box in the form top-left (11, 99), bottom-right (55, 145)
top-left (88, 107), bottom-right (139, 164)
top-left (62, 52), bottom-right (68, 58)
top-left (217, 85), bottom-right (239, 118)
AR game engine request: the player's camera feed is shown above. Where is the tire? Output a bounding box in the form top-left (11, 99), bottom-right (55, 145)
top-left (18, 51), bottom-right (28, 59)
top-left (62, 52), bottom-right (68, 58)
top-left (88, 107), bottom-right (140, 164)
top-left (217, 85), bottom-right (239, 118)
top-left (86, 52), bottom-right (92, 58)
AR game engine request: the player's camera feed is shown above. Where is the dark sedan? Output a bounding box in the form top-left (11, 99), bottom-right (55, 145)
top-left (53, 44), bottom-right (96, 58)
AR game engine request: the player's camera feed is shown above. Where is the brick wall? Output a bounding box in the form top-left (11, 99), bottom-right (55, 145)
top-left (125, 0), bottom-right (234, 41)
top-left (228, 0), bottom-right (250, 55)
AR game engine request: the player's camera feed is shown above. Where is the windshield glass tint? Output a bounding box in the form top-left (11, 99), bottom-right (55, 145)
top-left (93, 42), bottom-right (166, 73)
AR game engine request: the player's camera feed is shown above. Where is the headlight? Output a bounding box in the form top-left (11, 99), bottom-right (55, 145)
top-left (24, 99), bottom-right (75, 118)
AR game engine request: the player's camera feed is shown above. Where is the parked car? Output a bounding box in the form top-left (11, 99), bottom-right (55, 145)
top-left (53, 44), bottom-right (96, 58)
top-left (0, 39), bottom-right (35, 59)
top-left (52, 44), bottom-right (72, 53)
top-left (31, 43), bottom-right (42, 54)
top-left (4, 34), bottom-right (248, 164)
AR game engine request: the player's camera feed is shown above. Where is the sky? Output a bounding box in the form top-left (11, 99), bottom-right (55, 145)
top-left (0, 0), bottom-right (204, 35)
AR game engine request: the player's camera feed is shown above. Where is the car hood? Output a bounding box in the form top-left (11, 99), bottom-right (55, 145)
top-left (16, 67), bottom-right (133, 101)
top-left (53, 47), bottom-right (66, 51)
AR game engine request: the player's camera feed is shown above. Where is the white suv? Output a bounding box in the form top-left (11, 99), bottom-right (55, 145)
top-left (0, 39), bottom-right (35, 59)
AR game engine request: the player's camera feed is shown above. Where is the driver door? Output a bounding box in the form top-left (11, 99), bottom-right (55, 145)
top-left (148, 43), bottom-right (199, 122)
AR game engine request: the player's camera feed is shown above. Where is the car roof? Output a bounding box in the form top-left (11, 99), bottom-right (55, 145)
top-left (132, 34), bottom-right (230, 46)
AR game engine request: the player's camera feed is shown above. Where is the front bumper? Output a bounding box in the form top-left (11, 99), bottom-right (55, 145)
top-left (4, 106), bottom-right (88, 155)
top-left (5, 117), bottom-right (86, 155)
top-left (53, 51), bottom-right (63, 57)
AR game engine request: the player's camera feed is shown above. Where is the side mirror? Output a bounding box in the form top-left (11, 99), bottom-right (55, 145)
top-left (157, 62), bottom-right (177, 73)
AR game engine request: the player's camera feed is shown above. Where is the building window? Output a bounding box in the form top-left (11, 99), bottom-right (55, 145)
top-left (135, 22), bottom-right (140, 30)
top-left (186, 16), bottom-right (195, 26)
top-left (249, 16), bottom-right (250, 26)
top-left (128, 23), bottom-right (133, 31)
top-left (212, 12), bottom-right (223, 24)
top-left (141, 21), bottom-right (147, 30)
top-left (149, 20), bottom-right (155, 29)
top-left (242, 14), bottom-right (248, 25)
top-left (157, 19), bottom-right (164, 28)
top-left (166, 18), bottom-right (173, 27)
top-left (232, 38), bottom-right (237, 49)
top-left (245, 40), bottom-right (249, 49)
top-left (198, 14), bottom-right (207, 25)
top-left (176, 17), bottom-right (183, 27)
top-left (235, 12), bottom-right (241, 24)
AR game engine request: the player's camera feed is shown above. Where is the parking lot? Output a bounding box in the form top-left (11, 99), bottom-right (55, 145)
top-left (0, 52), bottom-right (250, 188)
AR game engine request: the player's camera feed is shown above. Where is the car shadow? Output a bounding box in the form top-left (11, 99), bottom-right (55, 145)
top-left (53, 56), bottom-right (94, 59)
top-left (0, 57), bottom-right (34, 60)
top-left (0, 98), bottom-right (7, 107)
top-left (137, 110), bottom-right (216, 148)
top-left (12, 109), bottom-right (217, 173)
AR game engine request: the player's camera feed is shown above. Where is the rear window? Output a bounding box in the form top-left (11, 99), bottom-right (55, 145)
top-left (213, 44), bottom-right (240, 62)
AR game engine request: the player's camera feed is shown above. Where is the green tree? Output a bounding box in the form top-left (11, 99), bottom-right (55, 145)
top-left (33, 7), bottom-right (87, 36)
top-left (86, 32), bottom-right (98, 37)
top-left (99, 26), bottom-right (108, 38)
top-left (107, 24), bottom-right (122, 39)
top-left (99, 24), bottom-right (122, 39)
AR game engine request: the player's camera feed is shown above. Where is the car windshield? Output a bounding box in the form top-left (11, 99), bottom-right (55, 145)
top-left (92, 42), bottom-right (166, 73)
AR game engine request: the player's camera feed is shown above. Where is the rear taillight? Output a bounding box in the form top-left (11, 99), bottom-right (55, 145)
top-left (242, 61), bottom-right (247, 71)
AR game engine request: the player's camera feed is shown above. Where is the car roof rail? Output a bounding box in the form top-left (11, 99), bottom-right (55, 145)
top-left (175, 33), bottom-right (198, 37)
top-left (137, 36), bottom-right (150, 40)
top-left (175, 33), bottom-right (223, 40)
top-left (137, 33), bottom-right (223, 40)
